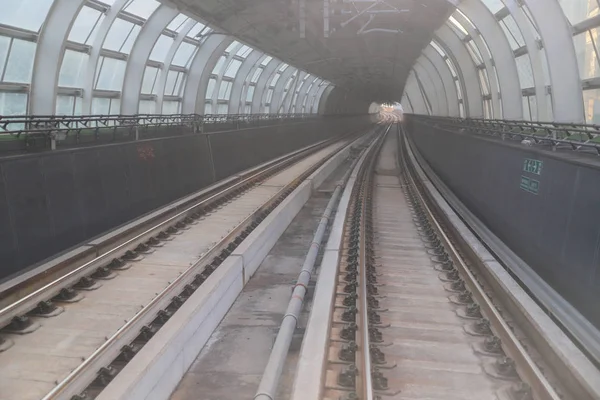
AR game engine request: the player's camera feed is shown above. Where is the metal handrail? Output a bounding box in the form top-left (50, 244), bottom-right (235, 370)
top-left (408, 114), bottom-right (600, 155)
top-left (0, 113), bottom-right (318, 138)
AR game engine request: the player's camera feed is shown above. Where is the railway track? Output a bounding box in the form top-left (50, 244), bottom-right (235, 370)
top-left (0, 129), bottom-right (368, 400)
top-left (294, 121), bottom-right (600, 400)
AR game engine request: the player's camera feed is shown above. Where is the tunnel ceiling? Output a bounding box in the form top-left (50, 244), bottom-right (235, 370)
top-left (174, 0), bottom-right (455, 103)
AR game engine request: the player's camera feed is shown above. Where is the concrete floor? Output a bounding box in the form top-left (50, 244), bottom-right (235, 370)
top-left (168, 161), bottom-right (351, 400)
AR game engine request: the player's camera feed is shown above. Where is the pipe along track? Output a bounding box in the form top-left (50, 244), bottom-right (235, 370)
top-left (318, 125), bottom-right (583, 400)
top-left (0, 128), bottom-right (368, 400)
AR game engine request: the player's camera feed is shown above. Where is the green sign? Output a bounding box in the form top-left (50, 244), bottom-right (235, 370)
top-left (523, 158), bottom-right (543, 175)
top-left (520, 176), bottom-right (540, 195)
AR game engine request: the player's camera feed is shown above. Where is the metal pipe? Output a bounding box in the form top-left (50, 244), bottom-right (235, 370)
top-left (253, 135), bottom-right (372, 400)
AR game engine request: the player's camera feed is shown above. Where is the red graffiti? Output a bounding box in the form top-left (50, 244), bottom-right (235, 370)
top-left (137, 144), bottom-right (155, 161)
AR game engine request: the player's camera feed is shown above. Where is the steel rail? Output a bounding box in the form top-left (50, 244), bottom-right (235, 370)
top-left (356, 124), bottom-right (391, 400)
top-left (41, 134), bottom-right (357, 400)
top-left (0, 136), bottom-right (341, 331)
top-left (400, 132), bottom-right (562, 400)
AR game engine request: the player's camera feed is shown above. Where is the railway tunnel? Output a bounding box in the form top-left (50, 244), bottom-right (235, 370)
top-left (0, 1), bottom-right (600, 399)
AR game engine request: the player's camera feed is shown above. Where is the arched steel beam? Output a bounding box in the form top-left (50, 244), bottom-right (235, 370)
top-left (182, 34), bottom-right (232, 114)
top-left (435, 24), bottom-right (484, 117)
top-left (253, 60), bottom-right (283, 113)
top-left (452, 6), bottom-right (506, 118)
top-left (522, 0), bottom-right (583, 122)
top-left (271, 66), bottom-right (296, 113)
top-left (82, 0), bottom-right (129, 114)
top-left (121, 5), bottom-right (178, 114)
top-left (404, 72), bottom-right (429, 114)
top-left (422, 46), bottom-right (459, 116)
top-left (155, 19), bottom-right (197, 113)
top-left (30, 0), bottom-right (85, 114)
top-left (503, 0), bottom-right (549, 120)
top-left (415, 57), bottom-right (448, 116)
top-left (229, 50), bottom-right (263, 114)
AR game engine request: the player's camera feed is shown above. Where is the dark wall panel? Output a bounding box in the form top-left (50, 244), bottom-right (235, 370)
top-left (0, 117), bottom-right (371, 282)
top-left (407, 118), bottom-right (600, 329)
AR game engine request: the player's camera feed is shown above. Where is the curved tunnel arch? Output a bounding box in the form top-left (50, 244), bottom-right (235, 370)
top-left (0, 0), bottom-right (598, 122)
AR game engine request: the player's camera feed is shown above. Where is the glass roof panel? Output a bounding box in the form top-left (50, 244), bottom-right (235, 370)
top-left (120, 24), bottom-right (141, 54)
top-left (278, 63), bottom-right (289, 72)
top-left (168, 14), bottom-right (189, 32)
top-left (515, 54), bottom-right (534, 88)
top-left (499, 15), bottom-right (525, 50)
top-left (430, 40), bottom-right (445, 57)
top-left (0, 36), bottom-right (9, 78)
top-left (187, 22), bottom-right (207, 38)
top-left (260, 56), bottom-right (273, 66)
top-left (150, 35), bottom-right (173, 61)
top-left (558, 0), bottom-right (600, 25)
top-left (123, 0), bottom-right (160, 19)
top-left (225, 41), bottom-right (240, 53)
top-left (103, 18), bottom-right (136, 52)
top-left (236, 45), bottom-right (253, 58)
top-left (59, 50), bottom-right (88, 88)
top-left (172, 42), bottom-right (197, 67)
top-left (212, 56), bottom-right (227, 74)
top-left (271, 73), bottom-right (281, 86)
top-left (448, 16), bottom-right (468, 38)
top-left (250, 67), bottom-right (263, 83)
top-left (479, 0), bottom-right (505, 14)
top-left (95, 57), bottom-right (126, 91)
top-left (205, 77), bottom-right (216, 99)
top-left (3, 39), bottom-right (36, 84)
top-left (69, 6), bottom-right (105, 44)
top-left (0, 0), bottom-right (54, 32)
top-left (224, 59), bottom-right (243, 78)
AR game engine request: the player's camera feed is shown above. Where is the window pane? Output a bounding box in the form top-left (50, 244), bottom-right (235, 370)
top-left (244, 105), bottom-right (251, 114)
top-left (168, 14), bottom-right (188, 32)
top-left (3, 39), bottom-right (36, 83)
top-left (217, 103), bottom-right (229, 114)
top-left (236, 45), bottom-right (252, 58)
top-left (466, 41), bottom-right (483, 65)
top-left (522, 96), bottom-right (531, 120)
top-left (246, 85), bottom-right (255, 102)
top-left (558, 0), bottom-right (600, 26)
top-left (212, 56), bottom-right (227, 74)
top-left (150, 35), bottom-right (173, 62)
top-left (124, 0), bottom-right (160, 19)
top-left (92, 97), bottom-right (110, 114)
top-left (56, 95), bottom-right (75, 115)
top-left (69, 6), bottom-right (103, 44)
top-left (448, 16), bottom-right (468, 38)
top-left (225, 41), bottom-right (239, 53)
top-left (574, 29), bottom-right (600, 79)
top-left (260, 56), bottom-right (273, 66)
top-left (103, 18), bottom-right (135, 52)
top-left (59, 50), bottom-right (88, 87)
top-left (479, 0), bottom-right (505, 14)
top-left (271, 73), bottom-right (281, 86)
top-left (120, 25), bottom-right (141, 54)
top-left (172, 42), bottom-right (196, 67)
top-left (515, 55), bottom-right (534, 88)
top-left (430, 41), bottom-right (445, 57)
top-left (583, 88), bottom-right (600, 123)
top-left (205, 77), bottom-right (216, 99)
top-left (204, 102), bottom-right (212, 114)
top-left (0, 92), bottom-right (27, 115)
top-left (266, 88), bottom-right (274, 103)
top-left (141, 66), bottom-right (159, 94)
top-left (187, 22), bottom-right (206, 39)
top-left (224, 59), bottom-right (242, 78)
top-left (163, 100), bottom-right (180, 114)
top-left (250, 67), bottom-right (263, 83)
top-left (499, 15), bottom-right (525, 50)
top-left (0, 36), bottom-right (10, 78)
top-left (218, 81), bottom-right (232, 100)
top-left (278, 63), bottom-right (289, 72)
top-left (109, 98), bottom-right (121, 115)
top-left (139, 100), bottom-right (156, 114)
top-left (95, 57), bottom-right (126, 90)
top-left (165, 70), bottom-right (179, 95)
top-left (0, 0), bottom-right (54, 32)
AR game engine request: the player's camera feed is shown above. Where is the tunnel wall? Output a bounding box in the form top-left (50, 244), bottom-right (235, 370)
top-left (406, 117), bottom-right (600, 329)
top-left (0, 116), bottom-right (372, 281)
